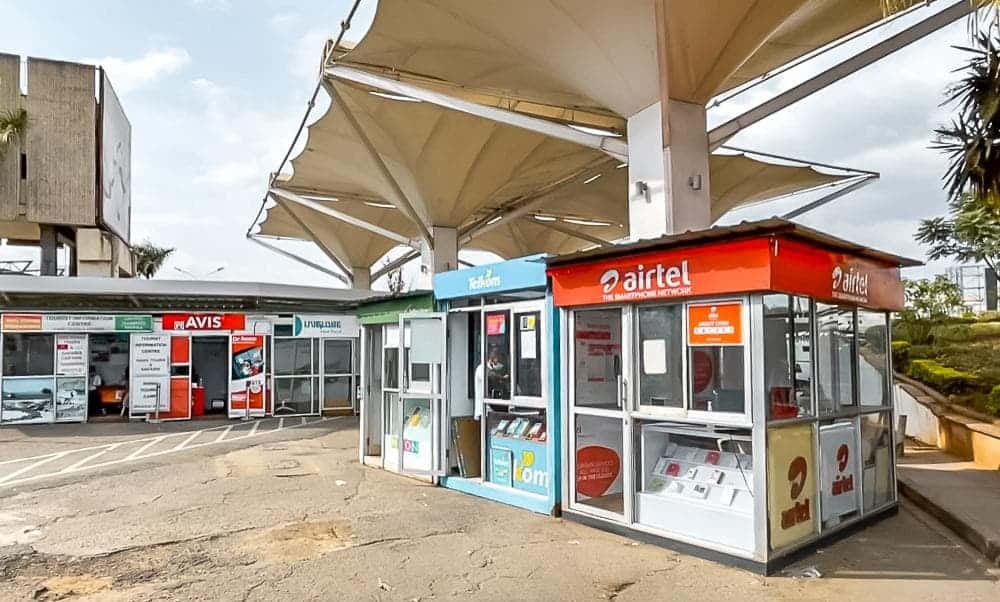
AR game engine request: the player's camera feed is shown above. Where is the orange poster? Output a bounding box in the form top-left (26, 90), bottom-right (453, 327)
top-left (1, 313), bottom-right (43, 331)
top-left (687, 302), bottom-right (743, 346)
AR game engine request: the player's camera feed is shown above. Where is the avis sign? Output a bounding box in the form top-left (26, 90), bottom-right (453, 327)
top-left (161, 313), bottom-right (245, 331)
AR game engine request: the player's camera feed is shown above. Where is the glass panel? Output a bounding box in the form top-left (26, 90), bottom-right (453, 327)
top-left (312, 339), bottom-right (320, 374)
top-left (486, 407), bottom-right (548, 493)
top-left (1, 377), bottom-right (55, 424)
top-left (2, 334), bottom-right (55, 376)
top-left (861, 412), bottom-right (894, 511)
top-left (383, 392), bottom-right (400, 471)
top-left (273, 377), bottom-right (314, 415)
top-left (467, 312), bottom-right (481, 401)
top-left (637, 304), bottom-right (683, 409)
top-left (572, 309), bottom-right (622, 410)
top-left (574, 413), bottom-right (624, 515)
top-left (401, 397), bottom-right (433, 472)
top-left (637, 423), bottom-right (754, 551)
top-left (764, 295), bottom-right (813, 419)
top-left (273, 324), bottom-right (293, 336)
top-left (816, 304), bottom-right (856, 415)
top-left (514, 311), bottom-right (542, 398)
top-left (55, 377), bottom-right (87, 422)
top-left (409, 318), bottom-right (442, 363)
top-left (689, 346), bottom-right (745, 414)
top-left (857, 310), bottom-right (889, 407)
top-left (383, 348), bottom-right (399, 390)
top-left (323, 339), bottom-right (352, 374)
top-left (273, 339), bottom-right (312, 376)
top-left (323, 376), bottom-right (352, 409)
top-left (819, 418), bottom-right (861, 530)
top-left (485, 310), bottom-right (511, 400)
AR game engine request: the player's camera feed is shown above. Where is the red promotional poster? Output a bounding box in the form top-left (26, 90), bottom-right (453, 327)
top-left (230, 335), bottom-right (265, 417)
top-left (162, 313), bottom-right (246, 331)
top-left (575, 446), bottom-right (622, 498)
top-left (486, 313), bottom-right (506, 336)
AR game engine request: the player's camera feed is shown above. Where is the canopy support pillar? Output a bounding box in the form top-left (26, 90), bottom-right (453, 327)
top-left (627, 100), bottom-right (712, 240)
top-left (352, 266), bottom-right (371, 290)
top-left (417, 226), bottom-right (458, 289)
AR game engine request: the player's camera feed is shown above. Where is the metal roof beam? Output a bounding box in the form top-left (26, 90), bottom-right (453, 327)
top-left (271, 187), bottom-right (414, 247)
top-left (321, 79), bottom-right (434, 247)
top-left (781, 175), bottom-right (878, 219)
top-left (527, 218), bottom-right (613, 248)
top-left (270, 192), bottom-right (355, 279)
top-left (370, 249), bottom-right (420, 282)
top-left (708, 0), bottom-right (972, 150)
top-left (326, 64), bottom-right (629, 162)
top-left (246, 234), bottom-right (351, 286)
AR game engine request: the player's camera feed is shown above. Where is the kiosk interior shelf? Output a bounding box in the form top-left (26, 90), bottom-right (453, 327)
top-left (637, 423), bottom-right (755, 553)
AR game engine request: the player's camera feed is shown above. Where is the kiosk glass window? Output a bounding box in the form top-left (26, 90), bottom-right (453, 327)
top-left (688, 347), bottom-right (745, 414)
top-left (817, 304), bottom-right (857, 415)
top-left (2, 334), bottom-right (56, 425)
top-left (764, 295), bottom-right (813, 420)
top-left (514, 311), bottom-right (541, 398)
top-left (573, 309), bottom-right (622, 410)
top-left (3, 334), bottom-right (55, 376)
top-left (383, 325), bottom-right (400, 390)
top-left (485, 310), bottom-right (511, 400)
top-left (861, 411), bottom-right (894, 511)
top-left (274, 339), bottom-right (312, 376)
top-left (637, 304), bottom-right (683, 409)
top-left (857, 310), bottom-right (890, 407)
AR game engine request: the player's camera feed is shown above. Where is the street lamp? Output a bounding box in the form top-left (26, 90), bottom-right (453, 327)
top-left (174, 266), bottom-right (226, 279)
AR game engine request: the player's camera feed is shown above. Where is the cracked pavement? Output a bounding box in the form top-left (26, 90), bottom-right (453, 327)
top-left (1, 418), bottom-right (998, 600)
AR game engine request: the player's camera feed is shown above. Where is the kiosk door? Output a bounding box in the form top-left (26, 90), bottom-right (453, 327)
top-left (568, 307), bottom-right (631, 521)
top-left (397, 313), bottom-right (447, 477)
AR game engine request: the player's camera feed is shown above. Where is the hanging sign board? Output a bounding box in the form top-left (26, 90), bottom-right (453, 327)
top-left (130, 334), bottom-right (171, 412)
top-left (55, 334), bottom-right (88, 376)
top-left (819, 422), bottom-right (859, 523)
top-left (161, 313), bottom-right (246, 331)
top-left (292, 314), bottom-right (359, 338)
top-left (687, 302), bottom-right (743, 346)
top-left (1, 313), bottom-right (152, 332)
top-left (767, 423), bottom-right (818, 550)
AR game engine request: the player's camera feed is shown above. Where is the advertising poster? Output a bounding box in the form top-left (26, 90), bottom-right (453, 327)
top-left (401, 400), bottom-right (432, 471)
top-left (0, 377), bottom-right (55, 424)
top-left (100, 72), bottom-right (132, 243)
top-left (55, 334), bottom-right (87, 376)
top-left (767, 423), bottom-right (818, 550)
top-left (575, 416), bottom-right (623, 499)
top-left (230, 335), bottom-right (265, 417)
top-left (486, 313), bottom-right (507, 336)
top-left (688, 302), bottom-right (743, 346)
top-left (819, 422), bottom-right (859, 524)
top-left (55, 377), bottom-right (87, 423)
top-left (130, 334), bottom-right (171, 412)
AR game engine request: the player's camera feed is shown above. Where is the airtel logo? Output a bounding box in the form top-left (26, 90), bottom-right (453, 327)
top-left (831, 264), bottom-right (869, 302)
top-left (600, 269), bottom-right (620, 294)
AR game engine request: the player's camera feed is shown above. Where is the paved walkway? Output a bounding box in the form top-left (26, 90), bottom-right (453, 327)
top-left (898, 443), bottom-right (1000, 565)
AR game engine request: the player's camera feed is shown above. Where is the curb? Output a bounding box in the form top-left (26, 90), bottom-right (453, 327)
top-left (897, 476), bottom-right (1000, 566)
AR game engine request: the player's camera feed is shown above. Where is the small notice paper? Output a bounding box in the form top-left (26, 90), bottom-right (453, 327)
top-left (642, 339), bottom-right (667, 375)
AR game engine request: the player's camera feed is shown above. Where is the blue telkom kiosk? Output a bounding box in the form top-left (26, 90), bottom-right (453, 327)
top-left (432, 255), bottom-right (561, 515)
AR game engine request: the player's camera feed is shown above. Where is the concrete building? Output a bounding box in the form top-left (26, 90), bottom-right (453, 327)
top-left (0, 54), bottom-right (133, 277)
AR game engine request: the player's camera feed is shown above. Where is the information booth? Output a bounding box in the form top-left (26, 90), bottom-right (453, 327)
top-left (545, 219), bottom-right (915, 572)
top-left (432, 256), bottom-right (560, 515)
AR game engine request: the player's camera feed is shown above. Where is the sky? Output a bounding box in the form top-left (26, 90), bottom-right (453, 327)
top-left (0, 1), bottom-right (978, 287)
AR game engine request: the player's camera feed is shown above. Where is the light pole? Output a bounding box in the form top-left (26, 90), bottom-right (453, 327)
top-left (173, 266), bottom-right (226, 279)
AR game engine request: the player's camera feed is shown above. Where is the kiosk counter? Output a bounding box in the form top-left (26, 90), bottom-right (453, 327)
top-left (545, 218), bottom-right (918, 572)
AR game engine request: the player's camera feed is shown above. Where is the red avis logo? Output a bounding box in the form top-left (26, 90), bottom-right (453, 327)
top-left (781, 456), bottom-right (811, 530)
top-left (179, 315), bottom-right (222, 330)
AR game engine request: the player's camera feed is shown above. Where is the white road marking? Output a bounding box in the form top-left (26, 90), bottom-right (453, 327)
top-left (214, 425), bottom-right (234, 443)
top-left (278, 418), bottom-right (285, 430)
top-left (0, 416), bottom-right (339, 489)
top-left (0, 452), bottom-right (68, 484)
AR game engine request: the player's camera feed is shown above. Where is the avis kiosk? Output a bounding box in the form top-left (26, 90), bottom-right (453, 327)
top-left (545, 219), bottom-right (917, 572)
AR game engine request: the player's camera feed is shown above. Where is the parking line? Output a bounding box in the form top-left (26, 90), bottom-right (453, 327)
top-left (0, 452), bottom-right (68, 484)
top-left (126, 436), bottom-right (166, 460)
top-left (172, 430), bottom-right (202, 451)
top-left (61, 444), bottom-right (120, 473)
top-left (214, 425), bottom-right (234, 443)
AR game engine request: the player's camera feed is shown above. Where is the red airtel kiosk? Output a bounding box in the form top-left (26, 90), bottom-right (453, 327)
top-left (545, 218), bottom-right (918, 573)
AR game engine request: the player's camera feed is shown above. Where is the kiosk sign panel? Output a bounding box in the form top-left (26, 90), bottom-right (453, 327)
top-left (687, 302), bottom-right (743, 346)
top-left (162, 313), bottom-right (246, 331)
top-left (767, 423), bottom-right (818, 550)
top-left (292, 314), bottom-right (359, 338)
top-left (819, 423), bottom-right (859, 522)
top-left (1, 314), bottom-right (152, 332)
top-left (130, 334), bottom-right (171, 412)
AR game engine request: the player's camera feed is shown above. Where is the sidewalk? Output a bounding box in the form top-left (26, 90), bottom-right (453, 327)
top-left (897, 443), bottom-right (1000, 565)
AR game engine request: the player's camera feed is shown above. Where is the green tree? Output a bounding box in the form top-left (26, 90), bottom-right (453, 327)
top-left (132, 242), bottom-right (175, 278)
top-left (902, 276), bottom-right (965, 320)
top-left (0, 108), bottom-right (28, 158)
top-left (915, 193), bottom-right (1000, 273)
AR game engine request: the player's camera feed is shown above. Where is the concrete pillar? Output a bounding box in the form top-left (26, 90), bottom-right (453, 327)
top-left (39, 225), bottom-right (58, 275)
top-left (627, 100), bottom-right (712, 240)
top-left (352, 266), bottom-right (372, 290)
top-left (416, 226), bottom-right (458, 289)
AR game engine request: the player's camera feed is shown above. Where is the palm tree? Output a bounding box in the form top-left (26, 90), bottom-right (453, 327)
top-left (132, 242), bottom-right (175, 278)
top-left (0, 108), bottom-right (28, 158)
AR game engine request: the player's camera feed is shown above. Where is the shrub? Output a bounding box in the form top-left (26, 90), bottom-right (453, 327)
top-left (987, 386), bottom-right (1000, 416)
top-left (969, 322), bottom-right (1000, 340)
top-left (892, 319), bottom-right (935, 345)
top-left (906, 359), bottom-right (978, 395)
top-left (908, 344), bottom-right (936, 360)
top-left (891, 341), bottom-right (911, 369)
top-left (976, 311), bottom-right (1000, 322)
top-left (929, 323), bottom-right (972, 343)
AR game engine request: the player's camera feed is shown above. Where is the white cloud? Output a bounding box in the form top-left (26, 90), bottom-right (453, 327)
top-left (269, 13), bottom-right (300, 32)
top-left (189, 0), bottom-right (231, 10)
top-left (88, 47), bottom-right (191, 94)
